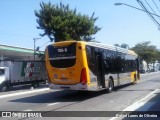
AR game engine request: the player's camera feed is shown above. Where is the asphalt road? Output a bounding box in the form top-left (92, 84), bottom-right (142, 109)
top-left (0, 72), bottom-right (160, 120)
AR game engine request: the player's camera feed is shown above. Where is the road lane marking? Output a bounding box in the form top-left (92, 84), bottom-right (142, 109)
top-left (123, 102), bottom-right (155, 111)
top-left (123, 89), bottom-right (158, 111)
top-left (23, 103), bottom-right (60, 112)
top-left (0, 88), bottom-right (50, 99)
top-left (109, 89), bottom-right (159, 120)
top-left (139, 89), bottom-right (159, 102)
top-left (47, 102), bottom-right (60, 106)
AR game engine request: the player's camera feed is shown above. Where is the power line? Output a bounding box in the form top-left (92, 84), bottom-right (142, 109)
top-left (145, 0), bottom-right (156, 13)
top-left (137, 0), bottom-right (160, 29)
top-left (141, 0), bottom-right (160, 27)
top-left (152, 0), bottom-right (160, 13)
top-left (39, 40), bottom-right (51, 49)
top-left (144, 0), bottom-right (160, 21)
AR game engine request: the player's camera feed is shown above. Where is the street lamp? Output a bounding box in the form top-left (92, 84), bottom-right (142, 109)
top-left (33, 38), bottom-right (41, 60)
top-left (114, 2), bottom-right (160, 18)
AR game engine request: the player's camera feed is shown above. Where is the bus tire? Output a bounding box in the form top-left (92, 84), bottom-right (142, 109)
top-left (107, 78), bottom-right (114, 93)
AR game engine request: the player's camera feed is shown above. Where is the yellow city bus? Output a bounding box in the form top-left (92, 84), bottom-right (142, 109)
top-left (45, 41), bottom-right (140, 92)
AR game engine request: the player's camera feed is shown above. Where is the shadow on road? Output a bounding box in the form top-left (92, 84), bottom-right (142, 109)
top-left (9, 89), bottom-right (109, 104)
top-left (9, 83), bottom-right (144, 104)
top-left (0, 83), bottom-right (49, 95)
top-left (115, 83), bottom-right (155, 92)
top-left (9, 82), bottom-right (157, 107)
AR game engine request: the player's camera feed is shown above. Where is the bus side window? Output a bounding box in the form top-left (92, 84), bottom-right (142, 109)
top-left (104, 59), bottom-right (111, 74)
top-left (133, 60), bottom-right (137, 70)
top-left (104, 50), bottom-right (117, 74)
top-left (117, 56), bottom-right (124, 73)
top-left (104, 61), bottom-right (109, 68)
top-left (112, 57), bottom-right (119, 73)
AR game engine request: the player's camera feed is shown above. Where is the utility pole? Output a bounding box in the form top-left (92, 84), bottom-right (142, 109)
top-left (33, 38), bottom-right (41, 60)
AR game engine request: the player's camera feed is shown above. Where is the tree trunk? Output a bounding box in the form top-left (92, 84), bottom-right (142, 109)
top-left (147, 63), bottom-right (150, 73)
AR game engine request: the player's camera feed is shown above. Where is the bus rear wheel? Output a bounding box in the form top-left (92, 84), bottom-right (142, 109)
top-left (107, 79), bottom-right (114, 93)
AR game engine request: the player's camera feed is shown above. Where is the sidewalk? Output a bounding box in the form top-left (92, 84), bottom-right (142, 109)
top-left (121, 88), bottom-right (160, 120)
top-left (110, 86), bottom-right (160, 120)
top-left (147, 90), bottom-right (160, 111)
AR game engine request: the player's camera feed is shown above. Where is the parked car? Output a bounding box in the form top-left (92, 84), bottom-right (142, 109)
top-left (139, 69), bottom-right (146, 74)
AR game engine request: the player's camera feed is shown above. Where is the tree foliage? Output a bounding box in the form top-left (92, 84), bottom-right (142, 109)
top-left (131, 41), bottom-right (159, 70)
top-left (121, 43), bottom-right (130, 49)
top-left (35, 2), bottom-right (101, 42)
top-left (114, 43), bottom-right (130, 49)
top-left (114, 43), bottom-right (120, 47)
top-left (156, 50), bottom-right (160, 63)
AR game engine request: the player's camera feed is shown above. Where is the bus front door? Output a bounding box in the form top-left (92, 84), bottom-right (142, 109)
top-left (96, 53), bottom-right (105, 88)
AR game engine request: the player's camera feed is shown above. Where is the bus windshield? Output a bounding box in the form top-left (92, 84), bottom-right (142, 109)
top-left (0, 69), bottom-right (5, 76)
top-left (47, 43), bottom-right (76, 68)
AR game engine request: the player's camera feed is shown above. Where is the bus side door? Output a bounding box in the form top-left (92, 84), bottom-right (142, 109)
top-left (95, 52), bottom-right (105, 88)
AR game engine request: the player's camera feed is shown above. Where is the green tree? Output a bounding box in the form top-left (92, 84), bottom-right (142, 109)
top-left (131, 41), bottom-right (158, 71)
top-left (114, 43), bottom-right (130, 49)
top-left (114, 43), bottom-right (120, 47)
top-left (35, 2), bottom-right (101, 42)
top-left (157, 50), bottom-right (160, 70)
top-left (156, 50), bottom-right (160, 63)
top-left (121, 43), bottom-right (130, 49)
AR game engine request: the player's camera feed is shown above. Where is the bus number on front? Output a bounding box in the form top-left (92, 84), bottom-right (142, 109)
top-left (57, 48), bottom-right (67, 53)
